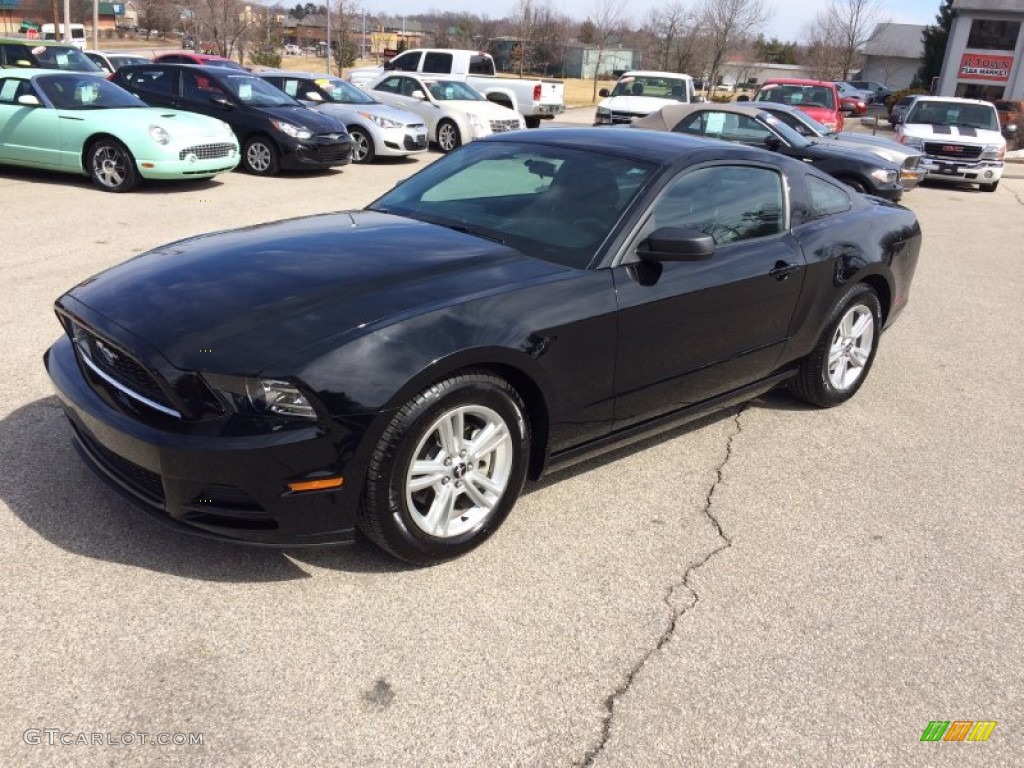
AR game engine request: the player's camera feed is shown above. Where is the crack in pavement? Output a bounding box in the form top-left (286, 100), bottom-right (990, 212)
top-left (577, 406), bottom-right (745, 767)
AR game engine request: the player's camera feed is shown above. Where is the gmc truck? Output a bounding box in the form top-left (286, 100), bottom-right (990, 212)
top-left (346, 49), bottom-right (565, 128)
top-left (895, 96), bottom-right (1006, 192)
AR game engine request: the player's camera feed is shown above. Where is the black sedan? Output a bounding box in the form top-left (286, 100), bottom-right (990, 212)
top-left (44, 129), bottom-right (921, 564)
top-left (111, 63), bottom-right (351, 175)
top-left (633, 103), bottom-right (905, 201)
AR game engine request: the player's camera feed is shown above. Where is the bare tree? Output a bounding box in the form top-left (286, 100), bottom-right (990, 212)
top-left (698, 0), bottom-right (770, 95)
top-left (587, 0), bottom-right (627, 100)
top-left (643, 3), bottom-right (702, 74)
top-left (806, 0), bottom-right (883, 80)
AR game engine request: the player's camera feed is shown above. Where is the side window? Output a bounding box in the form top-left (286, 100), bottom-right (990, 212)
top-left (422, 52), bottom-right (453, 73)
top-left (1, 44), bottom-right (36, 67)
top-left (182, 71), bottom-right (227, 102)
top-left (374, 76), bottom-right (402, 94)
top-left (85, 52), bottom-right (111, 73)
top-left (469, 56), bottom-right (492, 75)
top-left (652, 165), bottom-right (786, 245)
top-left (806, 176), bottom-right (851, 218)
top-left (390, 52), bottom-right (421, 71)
top-left (672, 113), bottom-right (706, 136)
top-left (123, 67), bottom-right (176, 97)
top-left (399, 77), bottom-right (422, 98)
top-left (718, 113), bottom-right (771, 144)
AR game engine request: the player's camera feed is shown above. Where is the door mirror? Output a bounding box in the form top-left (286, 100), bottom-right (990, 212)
top-left (383, 60), bottom-right (394, 71)
top-left (638, 227), bottom-right (716, 262)
top-left (411, 89), bottom-right (426, 100)
top-left (1004, 123), bottom-right (1018, 134)
top-left (599, 88), bottom-right (610, 98)
top-left (17, 94), bottom-right (41, 107)
top-left (764, 134), bottom-right (782, 151)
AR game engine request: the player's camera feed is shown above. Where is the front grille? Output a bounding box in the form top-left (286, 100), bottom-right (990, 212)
top-left (74, 423), bottom-right (165, 504)
top-left (610, 112), bottom-right (646, 124)
top-left (179, 142), bottom-right (234, 161)
top-left (489, 119), bottom-right (521, 133)
top-left (302, 141), bottom-right (351, 163)
top-left (924, 142), bottom-right (982, 160)
top-left (71, 324), bottom-right (177, 415)
top-left (191, 484), bottom-right (263, 511)
top-left (403, 134), bottom-right (428, 150)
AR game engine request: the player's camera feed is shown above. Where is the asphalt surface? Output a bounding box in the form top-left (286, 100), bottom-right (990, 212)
top-left (1, 108), bottom-right (1021, 767)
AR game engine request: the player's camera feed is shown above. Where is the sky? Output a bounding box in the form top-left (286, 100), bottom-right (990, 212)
top-left (362, 0), bottom-right (942, 43)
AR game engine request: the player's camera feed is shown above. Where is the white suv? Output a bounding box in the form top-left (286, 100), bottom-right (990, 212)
top-left (896, 96), bottom-right (1005, 192)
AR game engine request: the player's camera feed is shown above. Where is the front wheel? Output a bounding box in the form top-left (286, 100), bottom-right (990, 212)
top-left (524, 116), bottom-right (541, 129)
top-left (242, 135), bottom-right (280, 175)
top-left (436, 119), bottom-right (462, 153)
top-left (347, 126), bottom-right (375, 163)
top-left (87, 138), bottom-right (139, 192)
top-left (358, 372), bottom-right (530, 565)
top-left (790, 284), bottom-right (882, 408)
top-left (980, 180), bottom-right (999, 192)
top-left (840, 177), bottom-right (868, 194)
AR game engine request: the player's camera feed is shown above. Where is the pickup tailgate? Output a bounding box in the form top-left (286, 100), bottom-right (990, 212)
top-left (537, 79), bottom-right (564, 108)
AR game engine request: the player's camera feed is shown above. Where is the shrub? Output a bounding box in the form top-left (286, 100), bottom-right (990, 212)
top-left (250, 49), bottom-right (282, 68)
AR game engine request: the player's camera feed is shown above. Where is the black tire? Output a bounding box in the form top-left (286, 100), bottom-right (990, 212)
top-left (790, 284), bottom-right (883, 408)
top-left (347, 126), bottom-right (375, 163)
top-left (86, 138), bottom-right (139, 193)
top-left (840, 177), bottom-right (868, 194)
top-left (980, 180), bottom-right (999, 192)
top-left (436, 119), bottom-right (461, 153)
top-left (524, 116), bottom-right (541, 129)
top-left (242, 135), bottom-right (280, 175)
top-left (358, 372), bottom-right (530, 565)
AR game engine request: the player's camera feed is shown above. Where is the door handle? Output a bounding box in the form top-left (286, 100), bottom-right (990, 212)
top-left (769, 260), bottom-right (801, 280)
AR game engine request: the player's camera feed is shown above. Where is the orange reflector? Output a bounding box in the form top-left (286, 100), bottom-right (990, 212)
top-left (141, 162), bottom-right (155, 168)
top-left (288, 477), bottom-right (344, 492)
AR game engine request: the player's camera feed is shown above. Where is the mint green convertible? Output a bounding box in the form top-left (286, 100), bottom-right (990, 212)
top-left (0, 69), bottom-right (239, 192)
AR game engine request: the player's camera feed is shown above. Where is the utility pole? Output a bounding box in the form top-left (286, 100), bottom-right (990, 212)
top-left (62, 0), bottom-right (70, 41)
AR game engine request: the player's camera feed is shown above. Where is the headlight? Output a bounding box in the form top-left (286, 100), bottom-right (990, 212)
top-left (203, 374), bottom-right (317, 421)
top-left (220, 120), bottom-right (234, 137)
top-left (981, 142), bottom-right (1005, 160)
top-left (901, 135), bottom-right (924, 148)
top-left (246, 378), bottom-right (316, 419)
top-left (360, 111), bottom-right (400, 129)
top-left (148, 125), bottom-right (170, 145)
top-left (271, 120), bottom-right (313, 140)
top-left (468, 113), bottom-right (488, 137)
top-left (869, 168), bottom-right (899, 185)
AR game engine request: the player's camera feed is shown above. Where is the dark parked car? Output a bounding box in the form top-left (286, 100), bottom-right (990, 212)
top-left (111, 63), bottom-right (351, 174)
top-left (44, 129), bottom-right (921, 564)
top-left (849, 80), bottom-right (893, 104)
top-left (633, 103), bottom-right (905, 201)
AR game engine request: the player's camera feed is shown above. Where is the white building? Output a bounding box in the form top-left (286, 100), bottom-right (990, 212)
top-left (859, 23), bottom-right (925, 91)
top-left (937, 0), bottom-right (1023, 100)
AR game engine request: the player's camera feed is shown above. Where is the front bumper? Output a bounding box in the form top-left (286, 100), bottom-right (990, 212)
top-left (919, 157), bottom-right (1003, 185)
top-left (377, 124), bottom-right (428, 157)
top-left (44, 335), bottom-right (362, 546)
top-left (279, 133), bottom-right (353, 170)
top-left (137, 141), bottom-right (240, 179)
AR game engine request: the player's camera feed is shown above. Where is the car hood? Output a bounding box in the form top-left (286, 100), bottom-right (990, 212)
top-left (598, 95), bottom-right (681, 114)
top-left (310, 101), bottom-right (423, 126)
top-left (259, 104), bottom-right (345, 132)
top-left (71, 107), bottom-right (232, 140)
top-left (900, 123), bottom-right (1003, 146)
top-left (800, 139), bottom-right (888, 168)
top-left (444, 100), bottom-right (521, 121)
top-left (831, 133), bottom-right (918, 164)
top-left (61, 211), bottom-right (566, 373)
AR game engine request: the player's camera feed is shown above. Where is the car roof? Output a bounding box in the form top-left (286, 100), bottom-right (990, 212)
top-left (911, 95), bottom-right (995, 108)
top-left (634, 102), bottom-right (775, 127)
top-left (762, 78), bottom-right (834, 87)
top-left (121, 62), bottom-right (249, 76)
top-left (618, 70), bottom-right (694, 80)
top-left (258, 71), bottom-right (335, 80)
top-left (484, 126), bottom-right (770, 167)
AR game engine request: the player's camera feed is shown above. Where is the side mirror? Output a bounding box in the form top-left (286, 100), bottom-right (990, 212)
top-left (17, 94), bottom-right (41, 106)
top-left (598, 88), bottom-right (610, 98)
top-left (383, 60), bottom-right (394, 71)
top-left (764, 134), bottom-right (782, 151)
top-left (638, 227), bottom-right (716, 262)
top-left (411, 89), bottom-right (426, 100)
top-left (1005, 123), bottom-right (1018, 135)
top-left (736, 94), bottom-right (750, 102)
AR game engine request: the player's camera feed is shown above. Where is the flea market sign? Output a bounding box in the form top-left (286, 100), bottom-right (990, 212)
top-left (959, 53), bottom-right (1013, 82)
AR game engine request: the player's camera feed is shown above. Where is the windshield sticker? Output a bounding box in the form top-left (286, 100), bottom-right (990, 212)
top-left (56, 54), bottom-right (69, 66)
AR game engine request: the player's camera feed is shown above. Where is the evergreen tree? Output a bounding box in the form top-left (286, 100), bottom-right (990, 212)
top-left (917, 0), bottom-right (954, 88)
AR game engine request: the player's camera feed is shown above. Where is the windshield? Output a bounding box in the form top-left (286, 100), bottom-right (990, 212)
top-left (424, 80), bottom-right (483, 101)
top-left (110, 55), bottom-right (151, 69)
top-left (313, 77), bottom-right (376, 104)
top-left (755, 84), bottom-right (836, 111)
top-left (762, 113), bottom-right (812, 149)
top-left (221, 75), bottom-right (298, 107)
top-left (369, 141), bottom-right (656, 269)
top-left (610, 75), bottom-right (691, 101)
top-left (905, 100), bottom-right (999, 130)
top-left (36, 74), bottom-right (146, 109)
top-left (23, 44), bottom-right (101, 72)
top-left (764, 106), bottom-right (833, 137)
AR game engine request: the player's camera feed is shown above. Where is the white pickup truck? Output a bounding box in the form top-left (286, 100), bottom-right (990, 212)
top-left (346, 49), bottom-right (565, 128)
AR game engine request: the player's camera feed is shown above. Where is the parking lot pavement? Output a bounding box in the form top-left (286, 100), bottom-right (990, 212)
top-left (1, 144), bottom-right (1021, 766)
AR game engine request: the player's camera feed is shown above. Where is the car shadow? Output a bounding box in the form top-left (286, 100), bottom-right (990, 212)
top-left (0, 165), bottom-right (228, 194)
top-left (0, 396), bottom-right (404, 580)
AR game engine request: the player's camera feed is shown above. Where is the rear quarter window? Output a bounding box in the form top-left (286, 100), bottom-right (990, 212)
top-left (807, 176), bottom-right (851, 218)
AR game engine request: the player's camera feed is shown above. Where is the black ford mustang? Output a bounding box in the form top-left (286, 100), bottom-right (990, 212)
top-left (44, 129), bottom-right (921, 564)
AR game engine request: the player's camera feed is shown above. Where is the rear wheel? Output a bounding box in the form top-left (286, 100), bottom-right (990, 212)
top-left (347, 126), bottom-right (375, 163)
top-left (436, 120), bottom-right (461, 153)
top-left (791, 284), bottom-right (882, 408)
top-left (242, 135), bottom-right (280, 175)
top-left (358, 372), bottom-right (530, 565)
top-left (87, 138), bottom-right (139, 193)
